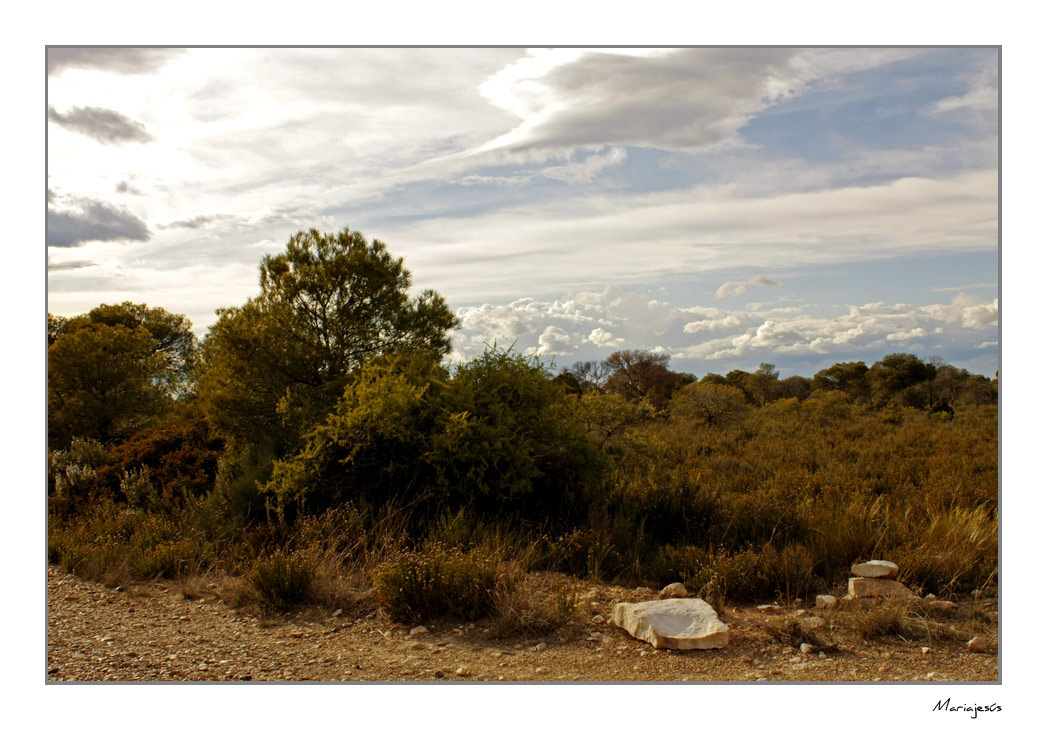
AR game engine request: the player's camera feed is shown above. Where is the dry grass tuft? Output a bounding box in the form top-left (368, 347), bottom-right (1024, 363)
top-left (488, 573), bottom-right (584, 639)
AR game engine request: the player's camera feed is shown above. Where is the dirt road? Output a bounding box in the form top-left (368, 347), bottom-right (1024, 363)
top-left (46, 566), bottom-right (997, 682)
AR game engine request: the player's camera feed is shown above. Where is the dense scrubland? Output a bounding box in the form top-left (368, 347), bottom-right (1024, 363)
top-left (47, 229), bottom-right (998, 634)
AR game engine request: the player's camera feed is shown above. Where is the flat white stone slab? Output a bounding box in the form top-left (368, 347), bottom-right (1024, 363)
top-left (610, 598), bottom-right (729, 650)
top-left (851, 560), bottom-right (899, 578)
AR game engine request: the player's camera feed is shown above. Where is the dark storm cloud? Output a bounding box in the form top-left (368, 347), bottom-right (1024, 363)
top-left (48, 106), bottom-right (153, 144)
top-left (47, 197), bottom-right (150, 247)
top-left (47, 47), bottom-right (184, 75)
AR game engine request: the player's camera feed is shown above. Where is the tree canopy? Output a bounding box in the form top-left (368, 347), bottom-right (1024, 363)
top-left (197, 228), bottom-right (458, 448)
top-left (47, 303), bottom-right (198, 448)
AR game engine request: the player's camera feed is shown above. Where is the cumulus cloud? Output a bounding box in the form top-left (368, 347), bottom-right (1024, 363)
top-left (47, 47), bottom-right (183, 75)
top-left (588, 327), bottom-right (625, 348)
top-left (530, 326), bottom-right (574, 356)
top-left (716, 276), bottom-right (785, 299)
top-left (47, 196), bottom-right (150, 247)
top-left (886, 327), bottom-right (927, 341)
top-left (48, 106), bottom-right (153, 144)
top-left (451, 286), bottom-right (998, 375)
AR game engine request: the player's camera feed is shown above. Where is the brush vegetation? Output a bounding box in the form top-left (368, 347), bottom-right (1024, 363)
top-left (48, 228), bottom-right (998, 636)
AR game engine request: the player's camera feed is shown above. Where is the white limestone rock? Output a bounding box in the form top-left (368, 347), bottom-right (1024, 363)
top-left (658, 582), bottom-right (689, 599)
top-left (847, 577), bottom-right (913, 599)
top-left (611, 598), bottom-right (728, 650)
top-left (815, 595), bottom-right (838, 610)
top-left (851, 560), bottom-right (900, 578)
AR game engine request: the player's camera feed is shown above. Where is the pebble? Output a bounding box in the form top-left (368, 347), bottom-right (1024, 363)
top-left (409, 625), bottom-right (429, 637)
top-left (533, 642), bottom-right (547, 651)
top-left (921, 647), bottom-right (932, 655)
top-left (455, 666), bottom-right (470, 677)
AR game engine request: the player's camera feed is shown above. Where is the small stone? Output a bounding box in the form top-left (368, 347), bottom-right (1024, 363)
top-left (928, 600), bottom-right (957, 610)
top-left (924, 593), bottom-right (937, 602)
top-left (590, 615), bottom-right (605, 624)
top-left (792, 609), bottom-right (807, 617)
top-left (815, 595), bottom-right (837, 610)
top-left (455, 666), bottom-right (470, 677)
top-left (801, 616), bottom-right (826, 630)
top-left (533, 642), bottom-right (547, 651)
top-left (534, 666), bottom-right (548, 675)
top-left (434, 670), bottom-right (444, 678)
top-left (926, 671), bottom-right (937, 680)
top-left (331, 608), bottom-right (343, 618)
top-left (409, 625), bottom-right (429, 637)
top-left (756, 604), bottom-right (782, 613)
top-left (851, 560), bottom-right (900, 578)
top-left (799, 643), bottom-right (815, 654)
top-left (967, 636), bottom-right (989, 653)
top-left (658, 582), bottom-right (689, 599)
top-left (921, 647), bottom-right (932, 655)
top-left (789, 656), bottom-right (802, 663)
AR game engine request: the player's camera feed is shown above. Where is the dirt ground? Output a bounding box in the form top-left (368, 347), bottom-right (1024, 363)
top-left (46, 565), bottom-right (998, 683)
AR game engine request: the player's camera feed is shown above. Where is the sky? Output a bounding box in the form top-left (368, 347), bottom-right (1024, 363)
top-left (46, 46), bottom-right (999, 378)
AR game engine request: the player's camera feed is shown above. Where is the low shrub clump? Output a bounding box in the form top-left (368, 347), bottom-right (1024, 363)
top-left (372, 543), bottom-right (514, 623)
top-left (247, 550), bottom-right (316, 611)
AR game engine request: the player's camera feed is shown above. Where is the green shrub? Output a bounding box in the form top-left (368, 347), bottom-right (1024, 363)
top-left (372, 543), bottom-right (513, 622)
top-left (248, 550), bottom-right (316, 611)
top-left (131, 537), bottom-right (215, 579)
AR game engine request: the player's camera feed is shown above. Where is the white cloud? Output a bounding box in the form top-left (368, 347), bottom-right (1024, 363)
top-left (716, 276), bottom-right (785, 299)
top-left (451, 285), bottom-right (998, 376)
top-left (475, 48), bottom-right (806, 154)
top-left (932, 63), bottom-right (999, 114)
top-left (886, 327), bottom-right (927, 341)
top-left (393, 169), bottom-right (997, 305)
top-left (588, 327), bottom-right (625, 348)
top-left (529, 325), bottom-right (574, 356)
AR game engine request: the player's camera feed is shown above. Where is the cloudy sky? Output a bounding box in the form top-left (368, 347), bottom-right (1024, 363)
top-left (46, 47), bottom-right (999, 377)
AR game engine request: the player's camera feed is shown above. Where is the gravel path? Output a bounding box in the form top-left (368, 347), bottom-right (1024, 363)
top-left (47, 566), bottom-right (998, 683)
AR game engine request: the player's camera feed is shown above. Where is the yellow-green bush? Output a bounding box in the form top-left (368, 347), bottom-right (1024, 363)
top-left (372, 543), bottom-right (514, 622)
